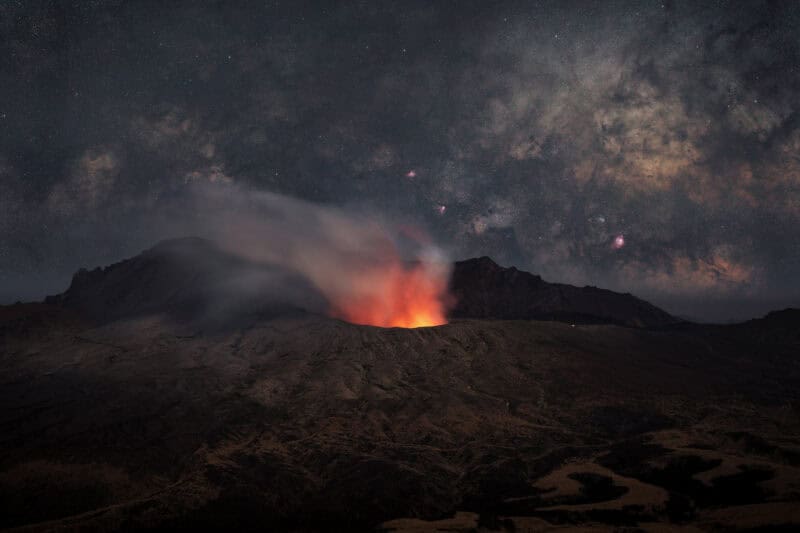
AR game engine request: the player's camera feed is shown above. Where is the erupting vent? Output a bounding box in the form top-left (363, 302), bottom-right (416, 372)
top-left (329, 260), bottom-right (451, 328)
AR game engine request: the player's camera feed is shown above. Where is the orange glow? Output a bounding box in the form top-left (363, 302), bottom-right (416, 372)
top-left (329, 260), bottom-right (451, 328)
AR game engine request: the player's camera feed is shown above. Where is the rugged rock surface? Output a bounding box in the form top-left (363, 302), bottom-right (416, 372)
top-left (450, 256), bottom-right (677, 327)
top-left (1, 305), bottom-right (799, 531)
top-left (48, 239), bottom-right (677, 329)
top-left (3, 241), bottom-right (799, 531)
top-left (44, 238), bottom-right (323, 324)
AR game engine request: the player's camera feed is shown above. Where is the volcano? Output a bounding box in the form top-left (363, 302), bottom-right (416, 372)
top-left (2, 239), bottom-right (800, 531)
top-left (43, 238), bottom-right (677, 328)
top-left (449, 256), bottom-right (677, 328)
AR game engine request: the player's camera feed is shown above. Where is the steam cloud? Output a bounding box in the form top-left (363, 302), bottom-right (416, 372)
top-left (172, 183), bottom-right (452, 327)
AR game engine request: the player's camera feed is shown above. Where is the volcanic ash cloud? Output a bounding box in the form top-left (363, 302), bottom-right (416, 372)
top-left (184, 183), bottom-right (452, 328)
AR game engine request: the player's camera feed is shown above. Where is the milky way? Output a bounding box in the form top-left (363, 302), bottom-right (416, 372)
top-left (1, 0), bottom-right (799, 321)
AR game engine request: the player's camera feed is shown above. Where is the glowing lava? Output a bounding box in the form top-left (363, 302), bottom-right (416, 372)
top-left (329, 259), bottom-right (451, 328)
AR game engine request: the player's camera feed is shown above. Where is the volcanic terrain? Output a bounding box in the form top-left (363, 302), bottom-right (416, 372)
top-left (1, 239), bottom-right (799, 531)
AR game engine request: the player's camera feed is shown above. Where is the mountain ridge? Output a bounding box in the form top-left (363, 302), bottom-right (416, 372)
top-left (45, 237), bottom-right (678, 329)
top-left (2, 296), bottom-right (799, 531)
top-left (1, 238), bottom-right (799, 531)
top-left (450, 255), bottom-right (678, 328)
top-left (44, 237), bottom-right (324, 324)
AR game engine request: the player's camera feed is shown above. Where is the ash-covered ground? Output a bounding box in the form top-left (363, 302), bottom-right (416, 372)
top-left (1, 240), bottom-right (799, 532)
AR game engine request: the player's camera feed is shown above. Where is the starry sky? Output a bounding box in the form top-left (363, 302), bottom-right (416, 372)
top-left (1, 0), bottom-right (799, 321)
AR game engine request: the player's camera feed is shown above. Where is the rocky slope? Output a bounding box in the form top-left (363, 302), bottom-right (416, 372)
top-left (1, 304), bottom-right (799, 531)
top-left (1, 240), bottom-right (798, 531)
top-left (47, 238), bottom-right (677, 328)
top-left (449, 256), bottom-right (677, 327)
top-left (44, 238), bottom-right (323, 324)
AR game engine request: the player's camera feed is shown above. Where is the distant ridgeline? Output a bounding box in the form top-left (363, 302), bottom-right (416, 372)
top-left (449, 256), bottom-right (678, 328)
top-left (46, 238), bottom-right (678, 328)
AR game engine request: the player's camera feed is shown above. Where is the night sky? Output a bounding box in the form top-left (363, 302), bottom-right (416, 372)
top-left (1, 0), bottom-right (799, 321)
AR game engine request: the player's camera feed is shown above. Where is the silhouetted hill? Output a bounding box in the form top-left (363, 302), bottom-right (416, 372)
top-left (46, 239), bottom-right (678, 329)
top-left (450, 256), bottom-right (678, 327)
top-left (749, 307), bottom-right (800, 328)
top-left (2, 242), bottom-right (800, 530)
top-left (44, 237), bottom-right (323, 323)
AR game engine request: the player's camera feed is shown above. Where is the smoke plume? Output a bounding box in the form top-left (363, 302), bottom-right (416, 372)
top-left (177, 183), bottom-right (452, 328)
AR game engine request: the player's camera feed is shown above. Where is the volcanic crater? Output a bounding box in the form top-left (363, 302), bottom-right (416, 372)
top-left (1, 238), bottom-right (799, 532)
